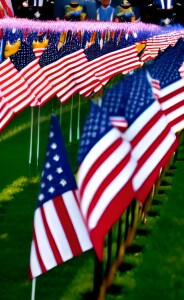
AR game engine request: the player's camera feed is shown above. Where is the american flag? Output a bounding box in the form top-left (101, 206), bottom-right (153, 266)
top-left (0, 56), bottom-right (35, 132)
top-left (111, 68), bottom-right (179, 203)
top-left (95, 44), bottom-right (143, 84)
top-left (140, 34), bottom-right (170, 62)
top-left (0, 0), bottom-right (14, 17)
top-left (72, 40), bottom-right (103, 98)
top-left (77, 101), bottom-right (136, 259)
top-left (147, 38), bottom-right (184, 133)
top-left (38, 38), bottom-right (88, 104)
top-left (125, 69), bottom-right (179, 201)
top-left (10, 41), bottom-right (55, 107)
top-left (29, 114), bottom-right (92, 279)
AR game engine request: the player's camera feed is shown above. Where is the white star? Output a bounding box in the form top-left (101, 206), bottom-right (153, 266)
top-left (48, 187), bottom-right (55, 193)
top-left (38, 194), bottom-right (44, 201)
top-left (42, 171), bottom-right (45, 177)
top-left (47, 174), bottom-right (53, 181)
top-left (41, 182), bottom-right (46, 188)
top-left (50, 131), bottom-right (54, 138)
top-left (51, 143), bottom-right (57, 149)
top-left (45, 162), bottom-right (51, 169)
top-left (60, 179), bottom-right (67, 186)
top-left (57, 167), bottom-right (63, 174)
top-left (46, 151), bottom-right (50, 156)
top-left (53, 155), bottom-right (60, 161)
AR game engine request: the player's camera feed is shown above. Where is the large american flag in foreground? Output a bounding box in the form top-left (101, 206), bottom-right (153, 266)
top-left (29, 114), bottom-right (92, 279)
top-left (77, 102), bottom-right (137, 259)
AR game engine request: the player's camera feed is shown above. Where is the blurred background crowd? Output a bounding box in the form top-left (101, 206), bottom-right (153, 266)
top-left (0, 0), bottom-right (184, 25)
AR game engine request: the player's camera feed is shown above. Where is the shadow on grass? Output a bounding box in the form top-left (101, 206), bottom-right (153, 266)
top-left (126, 244), bottom-right (144, 255)
top-left (106, 284), bottom-right (123, 295)
top-left (147, 210), bottom-right (160, 217)
top-left (136, 228), bottom-right (152, 237)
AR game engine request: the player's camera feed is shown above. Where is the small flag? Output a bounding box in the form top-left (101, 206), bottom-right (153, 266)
top-left (29, 114), bottom-right (92, 279)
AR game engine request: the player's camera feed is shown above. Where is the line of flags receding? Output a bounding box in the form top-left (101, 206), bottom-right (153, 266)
top-left (0, 26), bottom-right (184, 131)
top-left (30, 33), bottom-right (184, 278)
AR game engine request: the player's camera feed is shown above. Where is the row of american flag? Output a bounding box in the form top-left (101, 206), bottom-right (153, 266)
top-left (29, 31), bottom-right (184, 279)
top-left (1, 26), bottom-right (184, 131)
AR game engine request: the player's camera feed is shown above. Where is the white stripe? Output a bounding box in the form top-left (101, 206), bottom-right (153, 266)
top-left (88, 157), bottom-right (136, 230)
top-left (161, 92), bottom-right (184, 111)
top-left (171, 120), bottom-right (184, 133)
top-left (78, 128), bottom-right (122, 187)
top-left (43, 200), bottom-right (73, 262)
top-left (159, 79), bottom-right (184, 98)
top-left (34, 208), bottom-right (57, 270)
top-left (124, 101), bottom-right (161, 142)
top-left (80, 138), bottom-right (131, 218)
top-left (62, 191), bottom-right (92, 251)
top-left (166, 106), bottom-right (184, 123)
top-left (132, 115), bottom-right (168, 160)
top-left (30, 241), bottom-right (42, 278)
top-left (133, 131), bottom-right (176, 190)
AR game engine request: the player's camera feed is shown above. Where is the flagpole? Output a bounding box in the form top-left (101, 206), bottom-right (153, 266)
top-left (69, 96), bottom-right (74, 143)
top-left (29, 107), bottom-right (34, 174)
top-left (36, 106), bottom-right (41, 171)
top-left (77, 94), bottom-right (81, 140)
top-left (31, 278), bottom-right (36, 300)
top-left (60, 104), bottom-right (62, 125)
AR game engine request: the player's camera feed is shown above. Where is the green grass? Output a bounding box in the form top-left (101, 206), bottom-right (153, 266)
top-left (1, 96), bottom-right (184, 300)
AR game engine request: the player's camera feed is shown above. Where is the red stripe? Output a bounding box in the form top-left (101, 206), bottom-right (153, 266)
top-left (86, 151), bottom-right (133, 220)
top-left (53, 195), bottom-right (83, 256)
top-left (33, 227), bottom-right (47, 274)
top-left (90, 179), bottom-right (134, 260)
top-left (79, 136), bottom-right (122, 199)
top-left (40, 206), bottom-right (63, 265)
top-left (136, 136), bottom-right (179, 202)
top-left (158, 86), bottom-right (184, 103)
top-left (130, 110), bottom-right (163, 149)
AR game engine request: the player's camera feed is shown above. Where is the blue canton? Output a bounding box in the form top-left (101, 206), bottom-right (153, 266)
top-left (147, 38), bottom-right (184, 88)
top-left (122, 68), bottom-right (156, 125)
top-left (10, 41), bottom-right (36, 71)
top-left (37, 114), bottom-right (77, 208)
top-left (78, 102), bottom-right (101, 165)
top-left (84, 40), bottom-right (102, 61)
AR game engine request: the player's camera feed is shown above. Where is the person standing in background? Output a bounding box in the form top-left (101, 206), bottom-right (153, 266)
top-left (96, 0), bottom-right (115, 21)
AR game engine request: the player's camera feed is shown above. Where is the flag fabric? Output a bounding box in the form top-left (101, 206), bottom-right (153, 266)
top-left (95, 44), bottom-right (143, 83)
top-left (140, 34), bottom-right (170, 62)
top-left (123, 69), bottom-right (179, 202)
top-left (38, 38), bottom-right (88, 104)
top-left (77, 101), bottom-right (137, 259)
top-left (72, 40), bottom-right (103, 97)
top-left (10, 41), bottom-right (55, 107)
top-left (0, 0), bottom-right (14, 17)
top-left (179, 63), bottom-right (184, 78)
top-left (147, 38), bottom-right (184, 133)
top-left (29, 114), bottom-right (92, 279)
top-left (0, 57), bottom-right (35, 131)
top-left (103, 68), bottom-right (179, 203)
